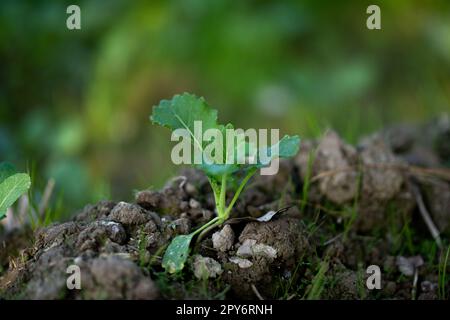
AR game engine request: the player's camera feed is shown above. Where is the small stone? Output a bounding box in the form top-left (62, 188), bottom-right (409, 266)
top-left (421, 280), bottom-right (438, 293)
top-left (237, 239), bottom-right (256, 258)
top-left (109, 202), bottom-right (149, 226)
top-left (135, 191), bottom-right (161, 209)
top-left (192, 255), bottom-right (223, 280)
top-left (74, 256), bottom-right (83, 265)
top-left (100, 221), bottom-right (127, 244)
top-left (236, 239), bottom-right (277, 260)
top-left (229, 257), bottom-right (253, 268)
top-left (184, 183), bottom-right (198, 196)
top-left (252, 243), bottom-right (277, 260)
top-left (189, 198), bottom-right (201, 209)
top-left (212, 225), bottom-right (235, 252)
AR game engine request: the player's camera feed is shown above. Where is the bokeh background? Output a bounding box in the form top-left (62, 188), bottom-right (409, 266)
top-left (1, 0), bottom-right (449, 213)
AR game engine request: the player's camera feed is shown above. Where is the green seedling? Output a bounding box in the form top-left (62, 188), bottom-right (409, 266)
top-left (0, 162), bottom-right (31, 220)
top-left (151, 93), bottom-right (300, 273)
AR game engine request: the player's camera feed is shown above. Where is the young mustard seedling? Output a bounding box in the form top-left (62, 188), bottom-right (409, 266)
top-left (151, 93), bottom-right (300, 273)
top-left (0, 162), bottom-right (31, 220)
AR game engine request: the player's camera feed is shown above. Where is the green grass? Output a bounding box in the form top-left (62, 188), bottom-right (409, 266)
top-left (341, 162), bottom-right (363, 241)
top-left (273, 253), bottom-right (308, 300)
top-left (138, 229), bottom-right (149, 269)
top-left (438, 245), bottom-right (450, 300)
top-left (278, 176), bottom-right (294, 209)
top-left (154, 270), bottom-right (229, 300)
top-left (356, 262), bottom-right (367, 299)
top-left (22, 162), bottom-right (66, 229)
top-left (304, 260), bottom-right (329, 300)
top-left (386, 202), bottom-right (415, 255)
top-left (300, 149), bottom-right (316, 214)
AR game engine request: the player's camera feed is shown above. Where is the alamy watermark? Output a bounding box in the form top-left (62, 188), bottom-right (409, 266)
top-left (170, 122), bottom-right (282, 175)
top-left (367, 5), bottom-right (381, 30)
top-left (366, 265), bottom-right (381, 290)
top-left (65, 5), bottom-right (381, 32)
top-left (66, 5), bottom-right (81, 30)
top-left (66, 264), bottom-right (81, 290)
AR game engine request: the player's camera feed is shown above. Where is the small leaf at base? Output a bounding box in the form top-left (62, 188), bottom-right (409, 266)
top-left (162, 234), bottom-right (194, 273)
top-left (0, 163), bottom-right (31, 220)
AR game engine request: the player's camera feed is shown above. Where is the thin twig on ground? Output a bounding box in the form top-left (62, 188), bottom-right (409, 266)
top-left (409, 181), bottom-right (443, 249)
top-left (39, 178), bottom-right (55, 218)
top-left (310, 163), bottom-right (450, 183)
top-left (251, 284), bottom-right (264, 300)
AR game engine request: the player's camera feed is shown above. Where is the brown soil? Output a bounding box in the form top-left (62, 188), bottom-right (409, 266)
top-left (0, 116), bottom-right (449, 300)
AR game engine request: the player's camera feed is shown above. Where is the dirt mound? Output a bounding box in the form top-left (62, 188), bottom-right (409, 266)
top-left (1, 117), bottom-right (449, 300)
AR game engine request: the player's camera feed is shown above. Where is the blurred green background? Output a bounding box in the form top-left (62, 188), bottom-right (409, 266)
top-left (1, 0), bottom-right (449, 212)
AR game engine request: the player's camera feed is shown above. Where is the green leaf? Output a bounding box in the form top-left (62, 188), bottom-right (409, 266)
top-left (0, 163), bottom-right (31, 220)
top-left (162, 234), bottom-right (194, 274)
top-left (197, 162), bottom-right (238, 178)
top-left (151, 93), bottom-right (218, 152)
top-left (256, 135), bottom-right (301, 167)
top-left (151, 94), bottom-right (300, 177)
top-left (198, 123), bottom-right (254, 178)
top-left (151, 94), bottom-right (239, 178)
